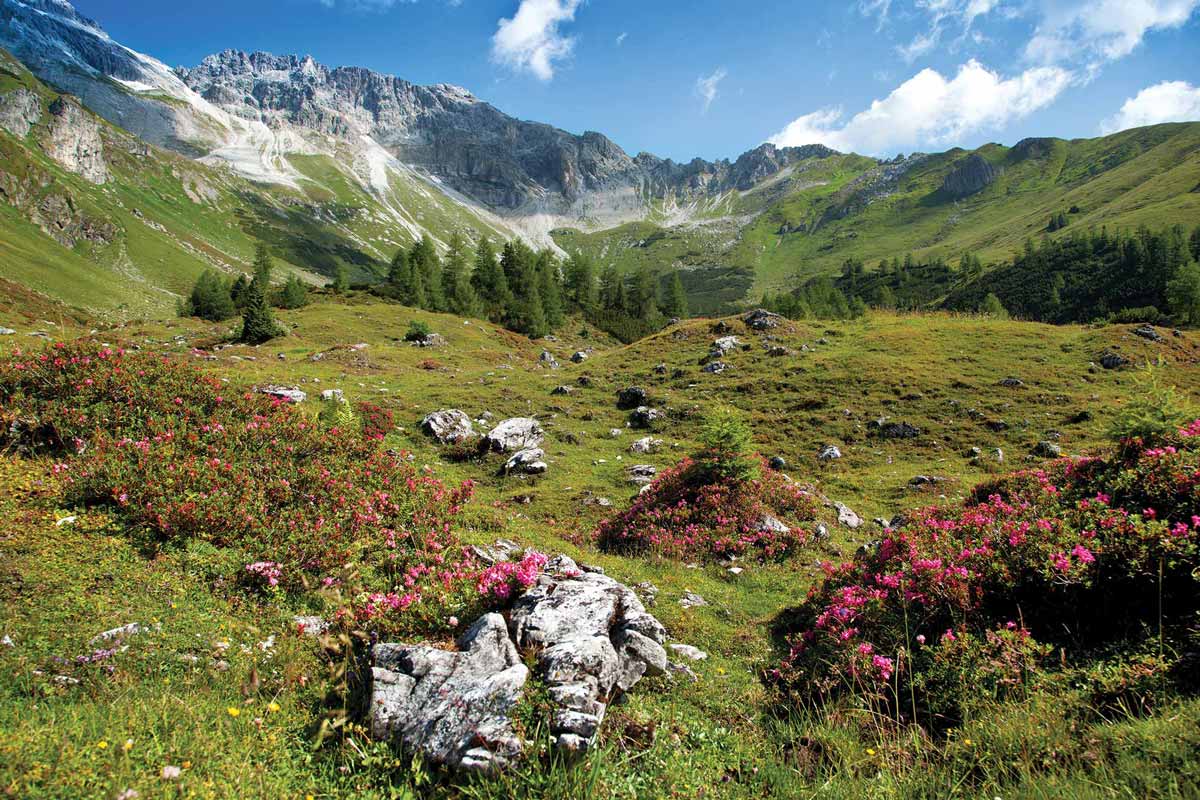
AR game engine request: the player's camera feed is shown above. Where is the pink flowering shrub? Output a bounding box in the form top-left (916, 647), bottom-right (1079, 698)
top-left (0, 343), bottom-right (482, 637)
top-left (477, 551), bottom-right (549, 600)
top-left (775, 425), bottom-right (1200, 725)
top-left (596, 456), bottom-right (818, 560)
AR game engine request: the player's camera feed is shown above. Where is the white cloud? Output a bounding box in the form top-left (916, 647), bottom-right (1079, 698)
top-left (616, 31), bottom-right (628, 46)
top-left (768, 59), bottom-right (1072, 155)
top-left (491, 0), bottom-right (583, 81)
top-left (895, 0), bottom-right (1000, 62)
top-left (1025, 0), bottom-right (1199, 67)
top-left (1100, 80), bottom-right (1200, 133)
top-left (695, 67), bottom-right (727, 113)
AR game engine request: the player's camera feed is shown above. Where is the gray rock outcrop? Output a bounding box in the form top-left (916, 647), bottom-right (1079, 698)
top-left (369, 614), bottom-right (529, 775)
top-left (0, 88), bottom-right (41, 138)
top-left (482, 418), bottom-right (544, 452)
top-left (45, 96), bottom-right (107, 184)
top-left (422, 409), bottom-right (474, 444)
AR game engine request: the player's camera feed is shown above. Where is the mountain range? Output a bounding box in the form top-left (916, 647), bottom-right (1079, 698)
top-left (0, 0), bottom-right (1198, 318)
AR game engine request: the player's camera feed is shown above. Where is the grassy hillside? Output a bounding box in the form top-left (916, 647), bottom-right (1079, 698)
top-left (0, 50), bottom-right (517, 320)
top-left (3, 296), bottom-right (1200, 798)
top-left (553, 123), bottom-right (1200, 305)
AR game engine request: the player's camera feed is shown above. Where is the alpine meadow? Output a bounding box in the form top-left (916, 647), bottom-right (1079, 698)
top-left (2, 1), bottom-right (1200, 798)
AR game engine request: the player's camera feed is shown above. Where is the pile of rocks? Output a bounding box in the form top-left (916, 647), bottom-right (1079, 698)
top-left (367, 555), bottom-right (680, 774)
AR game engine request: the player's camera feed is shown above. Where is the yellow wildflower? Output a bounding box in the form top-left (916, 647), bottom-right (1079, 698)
top-left (866, 748), bottom-right (876, 756)
top-left (267, 701), bottom-right (281, 713)
top-left (96, 740), bottom-right (109, 750)
top-left (227, 707), bottom-right (241, 718)
top-left (122, 739), bottom-right (134, 753)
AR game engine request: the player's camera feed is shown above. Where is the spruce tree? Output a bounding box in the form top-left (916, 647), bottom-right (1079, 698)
top-left (278, 274), bottom-right (309, 309)
top-left (536, 250), bottom-right (565, 328)
top-left (184, 269), bottom-right (236, 321)
top-left (663, 271), bottom-right (688, 318)
top-left (599, 265), bottom-right (622, 311)
top-left (410, 235), bottom-right (443, 311)
top-left (240, 251), bottom-right (279, 344)
top-left (1168, 261), bottom-right (1200, 326)
top-left (229, 274), bottom-right (249, 309)
top-left (566, 252), bottom-right (598, 312)
top-left (443, 232), bottom-right (481, 317)
top-left (471, 238), bottom-right (510, 322)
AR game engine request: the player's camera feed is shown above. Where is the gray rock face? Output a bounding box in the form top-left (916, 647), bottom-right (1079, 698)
top-left (616, 386), bottom-right (648, 410)
top-left (45, 96), bottom-right (107, 184)
top-left (482, 418), bottom-right (544, 452)
top-left (710, 336), bottom-right (742, 358)
top-left (941, 153), bottom-right (997, 198)
top-left (257, 385), bottom-right (306, 403)
top-left (369, 614), bottom-right (529, 774)
top-left (1133, 325), bottom-right (1163, 342)
top-left (743, 308), bottom-right (783, 330)
top-left (0, 88), bottom-right (41, 138)
top-left (509, 555), bottom-right (667, 753)
top-left (833, 502), bottom-right (862, 529)
top-left (817, 445), bottom-right (842, 461)
top-left (504, 448), bottom-right (548, 475)
top-left (422, 409), bottom-right (474, 444)
top-left (1100, 352), bottom-right (1129, 370)
top-left (627, 465), bottom-right (657, 485)
top-left (1033, 441), bottom-right (1063, 458)
top-left (629, 406), bottom-right (664, 429)
top-left (629, 436), bottom-right (662, 454)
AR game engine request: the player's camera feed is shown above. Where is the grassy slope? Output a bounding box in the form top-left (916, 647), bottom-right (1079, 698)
top-left (552, 124), bottom-right (1200, 299)
top-left (0, 51), bottom-right (518, 320)
top-left (4, 298), bottom-right (1200, 798)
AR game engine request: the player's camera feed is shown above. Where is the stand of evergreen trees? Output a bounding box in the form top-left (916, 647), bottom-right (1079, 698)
top-left (373, 234), bottom-right (689, 343)
top-left (180, 245), bottom-right (305, 342)
top-left (764, 224), bottom-right (1200, 326)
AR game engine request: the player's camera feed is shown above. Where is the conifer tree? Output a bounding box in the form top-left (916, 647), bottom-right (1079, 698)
top-left (536, 250), bottom-right (565, 328)
top-left (979, 292), bottom-right (1008, 319)
top-left (184, 269), bottom-right (236, 321)
top-left (278, 274), bottom-right (309, 309)
top-left (229, 274), bottom-right (249, 309)
top-left (663, 271), bottom-right (688, 318)
top-left (471, 237), bottom-right (510, 322)
top-left (410, 235), bottom-right (444, 311)
top-left (240, 247), bottom-right (279, 344)
top-left (443, 232), bottom-right (481, 317)
top-left (565, 252), bottom-right (598, 312)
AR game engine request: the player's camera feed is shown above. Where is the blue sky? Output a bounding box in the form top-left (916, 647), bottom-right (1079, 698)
top-left (72, 0), bottom-right (1200, 162)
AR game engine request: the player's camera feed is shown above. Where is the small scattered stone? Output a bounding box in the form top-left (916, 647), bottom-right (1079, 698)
top-left (679, 591), bottom-right (708, 609)
top-left (817, 445), bottom-right (842, 461)
top-left (668, 644), bottom-right (708, 661)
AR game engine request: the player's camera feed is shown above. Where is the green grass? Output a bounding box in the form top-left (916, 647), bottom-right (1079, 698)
top-left (4, 296), bottom-right (1200, 797)
top-left (552, 123), bottom-right (1200, 303)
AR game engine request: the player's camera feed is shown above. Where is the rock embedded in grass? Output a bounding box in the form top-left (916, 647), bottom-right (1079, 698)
top-left (421, 409), bottom-right (475, 444)
top-left (629, 437), bottom-right (662, 454)
top-left (629, 406), bottom-right (664, 429)
top-left (505, 448), bottom-right (548, 475)
top-left (617, 386), bottom-right (649, 409)
top-left (482, 418), bottom-right (545, 452)
top-left (818, 445), bottom-right (842, 461)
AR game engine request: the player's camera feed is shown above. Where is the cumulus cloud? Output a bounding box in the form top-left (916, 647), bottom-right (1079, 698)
top-left (1025, 0), bottom-right (1199, 66)
top-left (768, 59), bottom-right (1072, 155)
top-left (695, 67), bottom-right (727, 113)
top-left (1100, 80), bottom-right (1200, 133)
top-left (491, 0), bottom-right (583, 81)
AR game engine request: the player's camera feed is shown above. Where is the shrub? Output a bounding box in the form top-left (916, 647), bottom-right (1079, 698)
top-left (596, 456), bottom-right (817, 560)
top-left (694, 406), bottom-right (759, 484)
top-left (774, 425), bottom-right (1200, 727)
top-left (404, 320), bottom-right (432, 342)
top-left (181, 269), bottom-right (235, 322)
top-left (1107, 363), bottom-right (1195, 446)
top-left (0, 343), bottom-right (481, 637)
